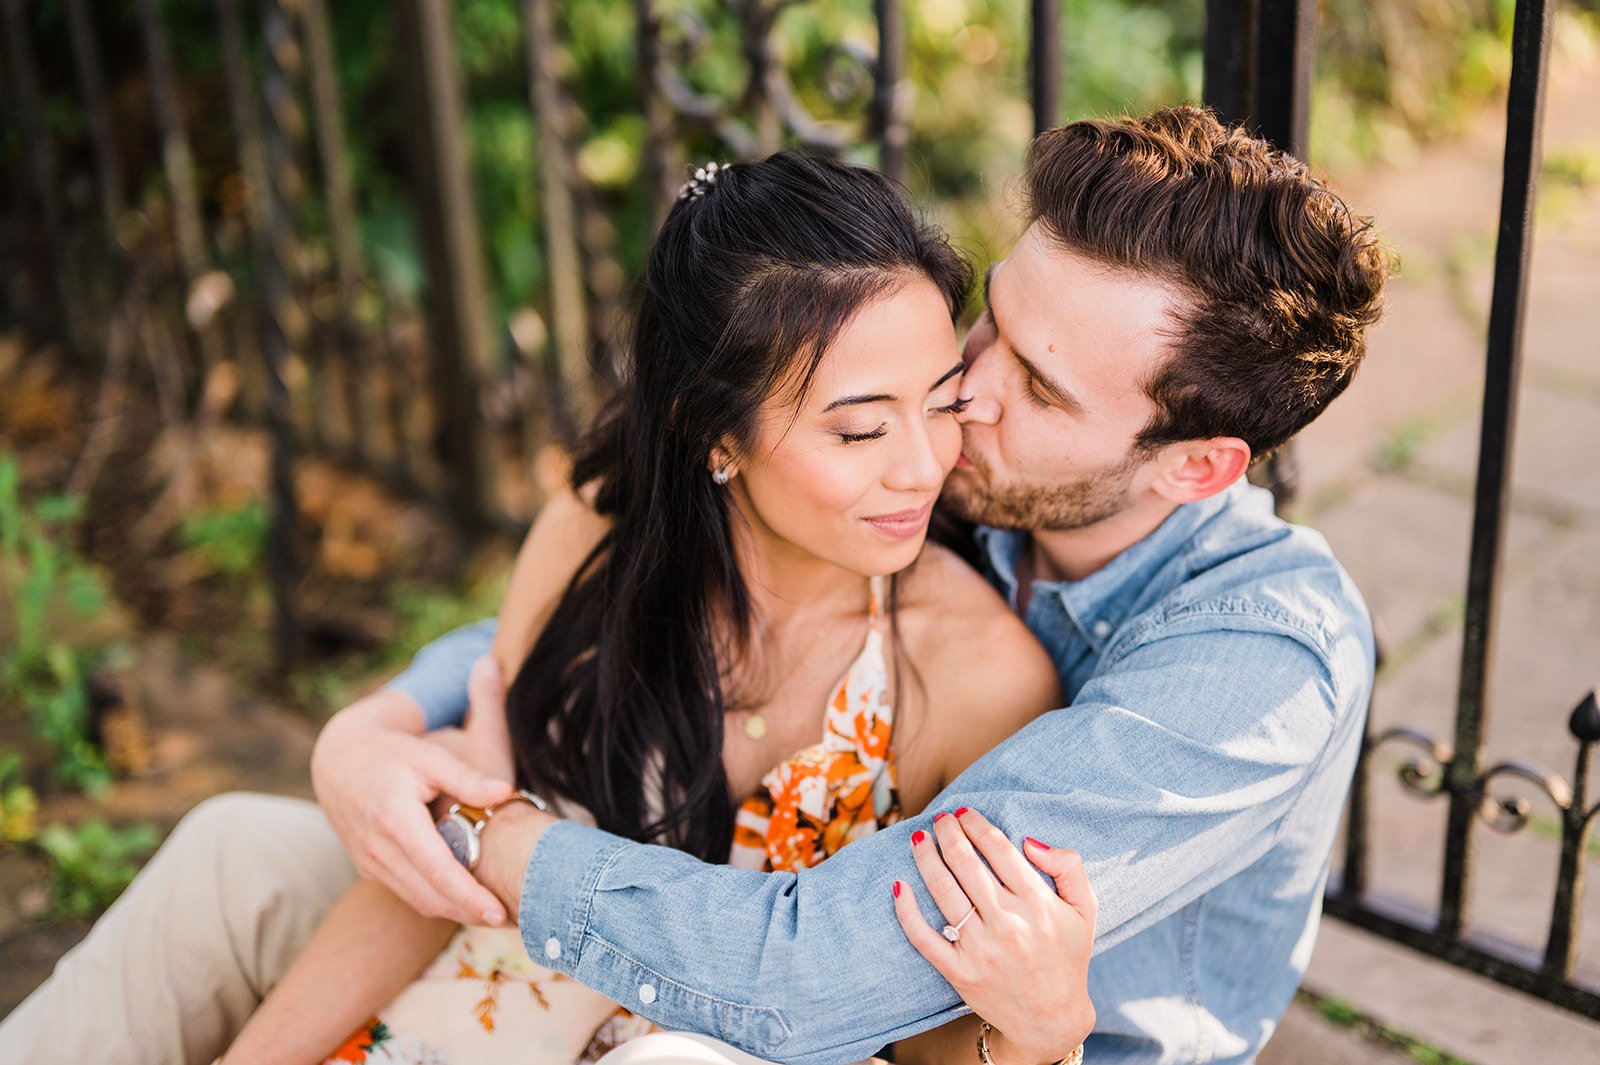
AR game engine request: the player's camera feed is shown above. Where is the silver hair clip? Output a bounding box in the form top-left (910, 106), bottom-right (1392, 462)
top-left (677, 160), bottom-right (728, 201)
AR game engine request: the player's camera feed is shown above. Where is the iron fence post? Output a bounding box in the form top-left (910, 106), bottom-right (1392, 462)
top-left (258, 0), bottom-right (310, 672)
top-left (395, 0), bottom-right (497, 530)
top-left (526, 0), bottom-right (595, 441)
top-left (1203, 0), bottom-right (1257, 127)
top-left (136, 0), bottom-right (229, 382)
top-left (871, 0), bottom-right (907, 182)
top-left (303, 0), bottom-right (369, 459)
top-left (1, 0), bottom-right (81, 354)
top-left (64, 0), bottom-right (125, 263)
top-left (1543, 691), bottom-right (1598, 978)
top-left (1030, 0), bottom-right (1061, 135)
top-left (1438, 0), bottom-right (1553, 942)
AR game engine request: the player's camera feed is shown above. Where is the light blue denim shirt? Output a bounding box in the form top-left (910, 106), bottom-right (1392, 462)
top-left (388, 479), bottom-right (1372, 1065)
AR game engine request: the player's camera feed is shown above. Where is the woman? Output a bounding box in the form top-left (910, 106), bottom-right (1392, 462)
top-left (224, 152), bottom-right (1094, 1065)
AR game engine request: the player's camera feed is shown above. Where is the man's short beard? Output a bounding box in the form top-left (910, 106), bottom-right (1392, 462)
top-left (941, 449), bottom-right (1144, 531)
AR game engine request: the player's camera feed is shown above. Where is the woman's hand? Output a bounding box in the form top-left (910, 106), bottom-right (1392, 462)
top-left (893, 808), bottom-right (1096, 1065)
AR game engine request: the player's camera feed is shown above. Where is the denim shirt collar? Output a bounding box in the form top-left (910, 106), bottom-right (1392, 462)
top-left (975, 479), bottom-right (1247, 658)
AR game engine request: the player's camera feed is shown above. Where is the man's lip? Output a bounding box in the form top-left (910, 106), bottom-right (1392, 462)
top-left (956, 453), bottom-right (975, 470)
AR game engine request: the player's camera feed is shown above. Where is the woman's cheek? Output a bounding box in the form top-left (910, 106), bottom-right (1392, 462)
top-left (933, 416), bottom-right (964, 474)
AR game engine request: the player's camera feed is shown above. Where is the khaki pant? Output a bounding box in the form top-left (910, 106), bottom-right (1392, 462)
top-left (0, 793), bottom-right (357, 1065)
top-left (0, 793), bottom-right (773, 1065)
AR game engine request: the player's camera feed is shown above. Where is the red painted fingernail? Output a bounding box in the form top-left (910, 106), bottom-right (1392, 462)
top-left (893, 880), bottom-right (902, 898)
top-left (1025, 836), bottom-right (1050, 850)
top-left (912, 830), bottom-right (927, 845)
top-left (955, 806), bottom-right (971, 817)
top-left (934, 812), bottom-right (950, 823)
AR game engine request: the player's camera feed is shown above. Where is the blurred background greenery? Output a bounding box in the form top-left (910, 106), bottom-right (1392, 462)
top-left (17, 0), bottom-right (1597, 328)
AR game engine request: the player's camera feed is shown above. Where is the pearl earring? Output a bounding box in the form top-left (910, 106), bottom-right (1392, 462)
top-left (712, 467), bottom-right (731, 485)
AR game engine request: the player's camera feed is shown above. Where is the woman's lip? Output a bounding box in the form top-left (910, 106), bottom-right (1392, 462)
top-left (956, 453), bottom-right (975, 470)
top-left (863, 503), bottom-right (934, 540)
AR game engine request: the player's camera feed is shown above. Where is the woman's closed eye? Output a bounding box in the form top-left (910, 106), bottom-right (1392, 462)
top-left (934, 396), bottom-right (970, 416)
top-left (837, 423), bottom-right (889, 444)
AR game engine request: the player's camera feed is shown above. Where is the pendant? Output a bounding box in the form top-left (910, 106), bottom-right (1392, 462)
top-left (743, 712), bottom-right (769, 740)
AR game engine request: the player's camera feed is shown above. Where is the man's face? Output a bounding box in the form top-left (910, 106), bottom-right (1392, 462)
top-left (942, 224), bottom-right (1189, 531)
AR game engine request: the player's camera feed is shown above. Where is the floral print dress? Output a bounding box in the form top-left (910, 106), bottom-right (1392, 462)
top-left (327, 576), bottom-right (901, 1065)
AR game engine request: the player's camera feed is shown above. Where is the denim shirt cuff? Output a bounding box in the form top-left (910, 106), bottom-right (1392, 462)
top-left (517, 819), bottom-right (628, 975)
top-left (383, 618), bottom-right (498, 730)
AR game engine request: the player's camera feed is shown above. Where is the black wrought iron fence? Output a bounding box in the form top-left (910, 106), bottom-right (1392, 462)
top-left (0, 0), bottom-right (1594, 1024)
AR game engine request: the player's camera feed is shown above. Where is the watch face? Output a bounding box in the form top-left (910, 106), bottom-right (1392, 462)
top-left (437, 812), bottom-right (480, 869)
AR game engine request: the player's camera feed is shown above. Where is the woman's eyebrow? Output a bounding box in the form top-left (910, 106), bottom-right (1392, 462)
top-left (929, 362), bottom-right (965, 391)
top-left (822, 392), bottom-right (895, 413)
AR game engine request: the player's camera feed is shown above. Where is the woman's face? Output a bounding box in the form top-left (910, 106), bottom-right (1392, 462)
top-left (728, 276), bottom-right (966, 579)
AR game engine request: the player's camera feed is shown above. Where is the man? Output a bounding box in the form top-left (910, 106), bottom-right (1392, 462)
top-left (1, 106), bottom-right (1388, 1065)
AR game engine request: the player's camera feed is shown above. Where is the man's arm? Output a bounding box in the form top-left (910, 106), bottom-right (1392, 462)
top-left (384, 618), bottom-right (497, 730)
top-left (310, 625), bottom-right (507, 924)
top-left (485, 621), bottom-right (1364, 1065)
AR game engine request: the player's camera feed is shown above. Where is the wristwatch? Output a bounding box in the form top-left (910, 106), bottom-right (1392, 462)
top-left (436, 789), bottom-right (548, 871)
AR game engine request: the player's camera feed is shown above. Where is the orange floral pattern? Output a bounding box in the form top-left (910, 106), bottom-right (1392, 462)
top-left (322, 575), bottom-right (898, 1065)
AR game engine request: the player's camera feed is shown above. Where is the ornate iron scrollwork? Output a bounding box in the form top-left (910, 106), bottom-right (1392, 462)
top-left (646, 0), bottom-right (887, 158)
top-left (1366, 725), bottom-right (1579, 833)
top-left (1367, 726), bottom-right (1452, 797)
top-left (1472, 761), bottom-right (1573, 832)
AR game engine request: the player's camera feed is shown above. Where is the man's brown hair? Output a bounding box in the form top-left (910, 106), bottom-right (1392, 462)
top-left (1024, 105), bottom-right (1390, 459)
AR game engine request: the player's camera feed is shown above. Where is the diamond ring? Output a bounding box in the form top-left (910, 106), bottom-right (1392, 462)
top-left (942, 905), bottom-right (978, 942)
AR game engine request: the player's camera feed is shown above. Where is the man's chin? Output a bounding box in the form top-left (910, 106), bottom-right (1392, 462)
top-left (940, 468), bottom-right (1020, 529)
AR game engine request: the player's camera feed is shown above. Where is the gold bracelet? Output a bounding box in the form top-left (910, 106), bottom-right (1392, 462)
top-left (977, 1021), bottom-right (1083, 1065)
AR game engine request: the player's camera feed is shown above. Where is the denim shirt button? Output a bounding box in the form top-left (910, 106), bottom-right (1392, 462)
top-left (638, 983), bottom-right (657, 1005)
top-left (1092, 619), bottom-right (1112, 639)
top-left (543, 937), bottom-right (561, 961)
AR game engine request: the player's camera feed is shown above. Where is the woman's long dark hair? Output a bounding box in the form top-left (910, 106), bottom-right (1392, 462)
top-left (506, 151), bottom-right (972, 861)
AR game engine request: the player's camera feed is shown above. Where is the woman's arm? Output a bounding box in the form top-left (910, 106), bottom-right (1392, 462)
top-left (892, 811), bottom-right (1096, 1065)
top-left (222, 492), bottom-right (610, 1064)
top-left (221, 880), bottom-right (458, 1065)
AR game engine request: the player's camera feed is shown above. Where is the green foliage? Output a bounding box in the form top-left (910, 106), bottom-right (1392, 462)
top-left (0, 747), bottom-right (40, 844)
top-left (1302, 991), bottom-right (1472, 1065)
top-left (32, 0), bottom-right (1571, 334)
top-left (385, 578), bottom-right (507, 669)
top-left (0, 455), bottom-right (114, 794)
top-left (33, 818), bottom-right (159, 919)
top-left (179, 501), bottom-right (269, 580)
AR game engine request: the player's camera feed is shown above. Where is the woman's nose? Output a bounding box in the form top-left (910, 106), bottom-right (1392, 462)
top-left (885, 424), bottom-right (946, 493)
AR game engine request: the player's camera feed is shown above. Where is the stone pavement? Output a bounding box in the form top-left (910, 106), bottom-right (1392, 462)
top-left (1258, 35), bottom-right (1600, 1065)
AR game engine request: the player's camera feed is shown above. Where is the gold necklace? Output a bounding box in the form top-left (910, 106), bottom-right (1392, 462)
top-left (731, 614), bottom-right (841, 742)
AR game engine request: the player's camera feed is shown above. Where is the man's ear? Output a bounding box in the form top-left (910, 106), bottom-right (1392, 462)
top-left (1150, 437), bottom-right (1251, 504)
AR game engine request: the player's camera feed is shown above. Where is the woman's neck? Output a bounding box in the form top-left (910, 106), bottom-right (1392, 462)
top-left (729, 504), bottom-right (872, 634)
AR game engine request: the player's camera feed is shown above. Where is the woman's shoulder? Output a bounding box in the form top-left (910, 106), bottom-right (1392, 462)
top-left (896, 544), bottom-right (1062, 709)
top-left (893, 543), bottom-right (1063, 790)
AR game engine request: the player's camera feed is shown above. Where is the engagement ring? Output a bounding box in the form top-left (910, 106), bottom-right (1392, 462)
top-left (942, 905), bottom-right (977, 942)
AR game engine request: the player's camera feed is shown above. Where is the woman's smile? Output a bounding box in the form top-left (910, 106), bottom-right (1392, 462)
top-left (861, 502), bottom-right (934, 541)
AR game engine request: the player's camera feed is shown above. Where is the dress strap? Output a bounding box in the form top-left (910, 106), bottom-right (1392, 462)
top-left (867, 574), bottom-right (887, 627)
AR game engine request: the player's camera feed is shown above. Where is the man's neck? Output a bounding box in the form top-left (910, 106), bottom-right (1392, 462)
top-left (1028, 494), bottom-right (1182, 587)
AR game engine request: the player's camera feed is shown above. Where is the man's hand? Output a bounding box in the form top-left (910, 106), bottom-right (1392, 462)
top-left (311, 663), bottom-right (515, 925)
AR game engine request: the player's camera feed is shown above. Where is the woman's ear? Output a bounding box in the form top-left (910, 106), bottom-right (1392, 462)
top-left (708, 441), bottom-right (739, 481)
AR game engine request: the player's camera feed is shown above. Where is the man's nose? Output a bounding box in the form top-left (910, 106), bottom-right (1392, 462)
top-left (956, 341), bottom-right (1002, 425)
